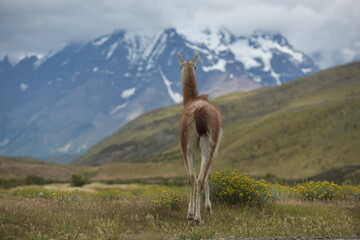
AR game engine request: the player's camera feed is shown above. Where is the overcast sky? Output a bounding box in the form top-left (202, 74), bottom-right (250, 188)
top-left (0, 0), bottom-right (359, 68)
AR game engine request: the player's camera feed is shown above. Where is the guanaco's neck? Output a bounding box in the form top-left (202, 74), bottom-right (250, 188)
top-left (182, 66), bottom-right (198, 106)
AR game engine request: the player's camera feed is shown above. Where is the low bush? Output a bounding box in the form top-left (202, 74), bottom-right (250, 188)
top-left (70, 175), bottom-right (87, 187)
top-left (153, 189), bottom-right (185, 210)
top-left (291, 181), bottom-right (345, 200)
top-left (210, 170), bottom-right (271, 205)
top-left (341, 185), bottom-right (360, 200)
top-left (0, 175), bottom-right (51, 189)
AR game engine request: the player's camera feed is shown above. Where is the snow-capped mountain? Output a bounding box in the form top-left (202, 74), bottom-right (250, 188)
top-left (0, 28), bottom-right (319, 160)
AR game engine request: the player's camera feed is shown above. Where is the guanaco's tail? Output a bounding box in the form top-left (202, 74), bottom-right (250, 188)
top-left (194, 106), bottom-right (210, 137)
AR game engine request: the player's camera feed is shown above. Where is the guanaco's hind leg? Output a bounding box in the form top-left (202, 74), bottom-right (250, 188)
top-left (194, 136), bottom-right (216, 221)
top-left (204, 172), bottom-right (212, 214)
top-left (185, 149), bottom-right (196, 219)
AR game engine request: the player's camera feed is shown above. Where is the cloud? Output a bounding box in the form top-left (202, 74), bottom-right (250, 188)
top-left (0, 0), bottom-right (359, 68)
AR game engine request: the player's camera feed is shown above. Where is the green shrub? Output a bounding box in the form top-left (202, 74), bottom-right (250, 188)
top-left (24, 175), bottom-right (47, 185)
top-left (0, 178), bottom-right (24, 189)
top-left (70, 175), bottom-right (87, 187)
top-left (291, 181), bottom-right (345, 200)
top-left (0, 176), bottom-right (50, 189)
top-left (210, 170), bottom-right (271, 205)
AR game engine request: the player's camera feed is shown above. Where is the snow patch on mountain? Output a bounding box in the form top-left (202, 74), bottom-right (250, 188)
top-left (159, 68), bottom-right (183, 104)
top-left (146, 33), bottom-right (167, 69)
top-left (124, 30), bottom-right (163, 65)
top-left (0, 139), bottom-right (10, 147)
top-left (57, 143), bottom-right (72, 153)
top-left (271, 71), bottom-right (281, 85)
top-left (110, 103), bottom-right (127, 115)
top-left (92, 35), bottom-right (110, 46)
top-left (202, 59), bottom-right (227, 72)
top-left (179, 28), bottom-right (222, 50)
top-left (34, 51), bottom-right (56, 68)
top-left (230, 39), bottom-right (265, 69)
top-left (121, 88), bottom-right (136, 98)
top-left (20, 83), bottom-right (28, 91)
top-left (256, 37), bottom-right (304, 63)
top-left (302, 68), bottom-right (312, 73)
top-left (106, 42), bottom-right (118, 59)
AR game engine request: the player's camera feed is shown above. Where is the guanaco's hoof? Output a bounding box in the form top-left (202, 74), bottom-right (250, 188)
top-left (193, 216), bottom-right (204, 224)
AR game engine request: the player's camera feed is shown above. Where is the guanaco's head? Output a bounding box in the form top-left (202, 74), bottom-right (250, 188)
top-left (177, 52), bottom-right (199, 74)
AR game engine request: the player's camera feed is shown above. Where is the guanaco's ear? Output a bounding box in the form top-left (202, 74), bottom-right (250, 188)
top-left (193, 52), bottom-right (199, 65)
top-left (177, 52), bottom-right (183, 65)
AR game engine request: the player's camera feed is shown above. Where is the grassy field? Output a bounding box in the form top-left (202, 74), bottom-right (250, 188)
top-left (1, 178), bottom-right (359, 240)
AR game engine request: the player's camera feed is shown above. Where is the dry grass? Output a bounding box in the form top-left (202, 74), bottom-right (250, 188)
top-left (44, 183), bottom-right (97, 193)
top-left (92, 162), bottom-right (183, 181)
top-left (0, 183), bottom-right (359, 240)
top-left (43, 182), bottom-right (140, 193)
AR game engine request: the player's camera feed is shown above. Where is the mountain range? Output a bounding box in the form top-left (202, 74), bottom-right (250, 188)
top-left (0, 28), bottom-right (319, 160)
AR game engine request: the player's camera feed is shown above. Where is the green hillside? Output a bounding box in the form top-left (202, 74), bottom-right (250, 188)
top-left (74, 62), bottom-right (360, 180)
